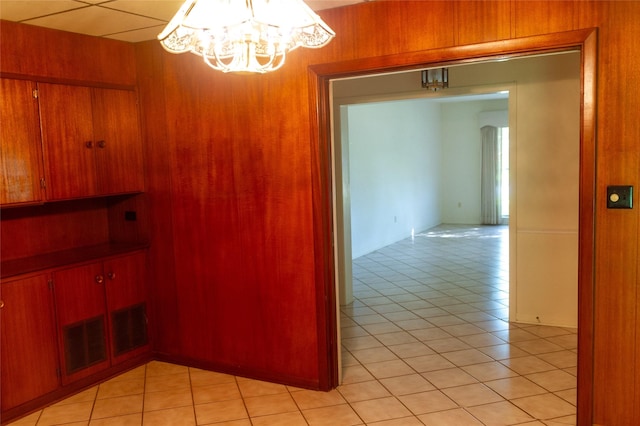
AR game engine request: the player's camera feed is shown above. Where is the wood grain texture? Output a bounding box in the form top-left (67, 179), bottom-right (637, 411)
top-left (92, 88), bottom-right (145, 195)
top-left (38, 83), bottom-right (97, 200)
top-left (133, 41), bottom-right (180, 356)
top-left (103, 251), bottom-right (150, 365)
top-left (53, 261), bottom-right (111, 384)
top-left (513, 0), bottom-right (577, 38)
top-left (454, 0), bottom-right (512, 45)
top-left (0, 199), bottom-right (110, 261)
top-left (1, 1), bottom-right (639, 422)
top-left (0, 273), bottom-right (60, 411)
top-left (579, 2), bottom-right (640, 425)
top-left (0, 78), bottom-right (45, 205)
top-left (0, 20), bottom-right (136, 86)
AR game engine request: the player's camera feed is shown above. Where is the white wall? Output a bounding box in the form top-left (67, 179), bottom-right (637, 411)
top-left (346, 98), bottom-right (442, 258)
top-left (440, 99), bottom-right (508, 224)
top-left (453, 53), bottom-right (581, 328)
top-left (333, 52), bottom-right (581, 328)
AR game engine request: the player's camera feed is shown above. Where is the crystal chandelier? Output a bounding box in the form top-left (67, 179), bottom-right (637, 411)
top-left (158, 0), bottom-right (335, 74)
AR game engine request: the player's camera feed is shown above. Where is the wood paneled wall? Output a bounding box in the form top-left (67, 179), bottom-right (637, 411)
top-left (0, 21), bottom-right (136, 87)
top-left (1, 0), bottom-right (638, 423)
top-left (135, 1), bottom-right (639, 423)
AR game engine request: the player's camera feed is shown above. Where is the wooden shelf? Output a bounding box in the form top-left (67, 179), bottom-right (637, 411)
top-left (1, 242), bottom-right (148, 279)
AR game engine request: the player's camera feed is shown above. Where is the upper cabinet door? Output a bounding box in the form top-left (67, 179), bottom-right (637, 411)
top-left (0, 78), bottom-right (45, 205)
top-left (39, 83), bottom-right (98, 200)
top-left (92, 88), bottom-right (144, 195)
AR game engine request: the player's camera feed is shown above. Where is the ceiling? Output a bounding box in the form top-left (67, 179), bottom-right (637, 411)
top-left (0, 0), bottom-right (365, 43)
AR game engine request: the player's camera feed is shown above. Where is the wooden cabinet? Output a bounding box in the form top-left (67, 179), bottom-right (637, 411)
top-left (38, 83), bottom-right (144, 200)
top-left (53, 251), bottom-right (148, 384)
top-left (0, 78), bottom-right (45, 206)
top-left (0, 273), bottom-right (60, 412)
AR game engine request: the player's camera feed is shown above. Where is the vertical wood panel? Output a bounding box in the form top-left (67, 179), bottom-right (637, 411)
top-left (0, 20), bottom-right (136, 86)
top-left (579, 1), bottom-right (640, 424)
top-left (455, 0), bottom-right (512, 45)
top-left (133, 41), bottom-right (180, 356)
top-left (513, 0), bottom-right (576, 37)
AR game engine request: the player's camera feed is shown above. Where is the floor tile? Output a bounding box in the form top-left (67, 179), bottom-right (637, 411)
top-left (237, 379), bottom-right (288, 397)
top-left (194, 399), bottom-right (248, 424)
top-left (350, 396), bottom-right (412, 423)
top-left (421, 367), bottom-right (479, 389)
top-left (404, 353), bottom-right (456, 372)
top-left (511, 393), bottom-right (576, 419)
top-left (525, 369), bottom-right (577, 392)
top-left (191, 381), bottom-right (242, 404)
top-left (363, 359), bottom-right (414, 379)
top-left (37, 402), bottom-right (94, 425)
top-left (418, 408), bottom-right (484, 425)
top-left (91, 394), bottom-right (143, 419)
top-left (251, 411), bottom-right (308, 426)
top-left (97, 378), bottom-right (144, 399)
top-left (301, 404), bottom-right (362, 426)
top-left (338, 380), bottom-right (391, 402)
top-left (143, 406), bottom-right (196, 425)
top-left (89, 413), bottom-right (142, 425)
top-left (379, 373), bottom-right (435, 395)
top-left (398, 390), bottom-right (458, 415)
top-left (243, 393), bottom-right (298, 417)
top-left (466, 400), bottom-right (534, 425)
top-left (442, 383), bottom-right (504, 407)
top-left (290, 389), bottom-right (346, 410)
top-left (484, 376), bottom-right (547, 399)
top-left (144, 388), bottom-right (194, 412)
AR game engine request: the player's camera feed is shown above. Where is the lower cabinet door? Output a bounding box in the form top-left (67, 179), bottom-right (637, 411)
top-left (104, 252), bottom-right (149, 365)
top-left (53, 262), bottom-right (110, 384)
top-left (1, 273), bottom-right (60, 411)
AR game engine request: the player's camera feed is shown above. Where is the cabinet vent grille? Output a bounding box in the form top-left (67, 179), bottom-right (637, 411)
top-left (63, 316), bottom-right (107, 374)
top-left (111, 303), bottom-right (148, 356)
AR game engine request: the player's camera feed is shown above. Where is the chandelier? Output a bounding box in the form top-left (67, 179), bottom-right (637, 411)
top-left (158, 0), bottom-right (335, 74)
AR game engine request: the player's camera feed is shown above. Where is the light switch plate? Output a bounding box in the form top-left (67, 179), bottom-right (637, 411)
top-left (607, 185), bottom-right (633, 209)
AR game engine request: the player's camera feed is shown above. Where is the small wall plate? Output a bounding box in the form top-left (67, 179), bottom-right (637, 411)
top-left (607, 185), bottom-right (633, 209)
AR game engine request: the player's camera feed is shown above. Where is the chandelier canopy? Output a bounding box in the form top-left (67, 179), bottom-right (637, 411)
top-left (158, 0), bottom-right (336, 74)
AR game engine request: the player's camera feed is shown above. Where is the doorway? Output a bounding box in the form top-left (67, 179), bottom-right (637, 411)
top-left (308, 29), bottom-right (596, 423)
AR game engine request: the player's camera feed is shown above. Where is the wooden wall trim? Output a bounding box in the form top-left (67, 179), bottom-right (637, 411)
top-left (577, 28), bottom-right (598, 425)
top-left (309, 28), bottom-right (597, 417)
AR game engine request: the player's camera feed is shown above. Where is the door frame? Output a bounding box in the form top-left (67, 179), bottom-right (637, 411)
top-left (308, 28), bottom-right (597, 423)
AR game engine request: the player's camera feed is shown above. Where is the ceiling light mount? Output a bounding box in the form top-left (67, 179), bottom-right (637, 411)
top-left (158, 0), bottom-right (335, 74)
top-left (421, 68), bottom-right (449, 91)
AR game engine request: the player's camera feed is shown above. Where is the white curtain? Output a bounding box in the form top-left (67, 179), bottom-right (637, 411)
top-left (481, 125), bottom-right (502, 225)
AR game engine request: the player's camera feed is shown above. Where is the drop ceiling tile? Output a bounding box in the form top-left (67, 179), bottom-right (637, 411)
top-left (23, 5), bottom-right (165, 37)
top-left (101, 1), bottom-right (184, 22)
top-left (0, 1), bottom-right (85, 22)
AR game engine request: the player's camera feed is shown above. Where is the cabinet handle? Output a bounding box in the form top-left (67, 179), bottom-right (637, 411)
top-left (97, 140), bottom-right (106, 148)
top-left (0, 300), bottom-right (4, 309)
top-left (95, 275), bottom-right (104, 284)
top-left (85, 141), bottom-right (94, 148)
top-left (107, 272), bottom-right (116, 280)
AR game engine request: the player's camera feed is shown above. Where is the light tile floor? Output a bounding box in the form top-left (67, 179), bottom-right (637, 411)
top-left (8, 225), bottom-right (577, 425)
